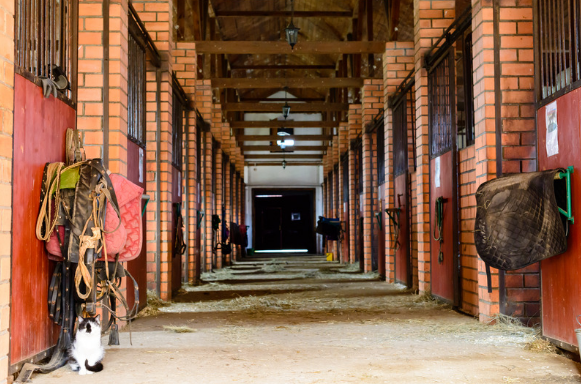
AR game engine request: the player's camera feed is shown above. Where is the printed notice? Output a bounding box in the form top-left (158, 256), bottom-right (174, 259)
top-left (139, 147), bottom-right (144, 183)
top-left (546, 101), bottom-right (559, 157)
top-left (435, 156), bottom-right (441, 188)
top-left (178, 172), bottom-right (181, 197)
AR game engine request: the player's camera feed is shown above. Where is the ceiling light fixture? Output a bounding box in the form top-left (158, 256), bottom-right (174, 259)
top-left (282, 86), bottom-right (291, 119)
top-left (277, 127), bottom-right (293, 136)
top-left (285, 0), bottom-right (300, 50)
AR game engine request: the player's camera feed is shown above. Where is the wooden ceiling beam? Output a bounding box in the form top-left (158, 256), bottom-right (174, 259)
top-left (244, 154), bottom-right (324, 159)
top-left (231, 121), bottom-right (338, 128)
top-left (237, 135), bottom-right (332, 141)
top-left (196, 41), bottom-right (386, 54)
top-left (242, 146), bottom-right (327, 151)
top-left (223, 103), bottom-right (349, 112)
top-left (231, 64), bottom-right (336, 70)
top-left (239, 97), bottom-right (326, 102)
top-left (214, 11), bottom-right (353, 18)
top-left (212, 77), bottom-right (364, 89)
top-left (245, 162), bottom-right (323, 166)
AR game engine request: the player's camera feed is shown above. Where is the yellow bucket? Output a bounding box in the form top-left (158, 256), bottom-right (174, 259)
top-left (326, 253), bottom-right (333, 261)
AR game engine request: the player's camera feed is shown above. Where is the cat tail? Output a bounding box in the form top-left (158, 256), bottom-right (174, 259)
top-left (85, 359), bottom-right (103, 372)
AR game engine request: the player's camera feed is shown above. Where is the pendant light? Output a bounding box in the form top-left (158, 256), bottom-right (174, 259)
top-left (285, 0), bottom-right (300, 49)
top-left (282, 86), bottom-right (291, 119)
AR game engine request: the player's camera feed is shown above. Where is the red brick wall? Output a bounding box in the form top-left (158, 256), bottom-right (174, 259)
top-left (362, 80), bottom-right (383, 272)
top-left (459, 146), bottom-right (478, 316)
top-left (494, 0), bottom-right (539, 325)
top-left (383, 42), bottom-right (415, 284)
top-left (0, 0), bottom-right (13, 379)
top-left (348, 105), bottom-right (362, 264)
top-left (173, 43), bottom-right (198, 283)
top-left (133, 0), bottom-right (174, 299)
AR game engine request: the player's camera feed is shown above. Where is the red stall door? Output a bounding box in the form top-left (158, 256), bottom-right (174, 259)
top-left (11, 75), bottom-right (75, 367)
top-left (394, 173), bottom-right (411, 287)
top-left (538, 89), bottom-right (581, 348)
top-left (171, 167), bottom-right (183, 293)
top-left (126, 141), bottom-right (147, 312)
top-left (430, 151), bottom-right (456, 302)
top-left (377, 195), bottom-right (386, 278)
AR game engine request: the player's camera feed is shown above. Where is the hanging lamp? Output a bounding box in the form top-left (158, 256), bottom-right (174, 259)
top-left (282, 86), bottom-right (291, 119)
top-left (285, 0), bottom-right (300, 49)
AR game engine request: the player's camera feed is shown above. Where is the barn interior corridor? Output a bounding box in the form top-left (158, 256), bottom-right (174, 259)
top-left (32, 256), bottom-right (580, 384)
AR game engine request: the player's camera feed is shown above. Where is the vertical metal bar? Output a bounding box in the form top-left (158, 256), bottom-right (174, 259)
top-left (565, 0), bottom-right (572, 85)
top-left (156, 68), bottom-right (162, 297)
top-left (574, 0), bottom-right (580, 81)
top-left (71, 0), bottom-right (78, 105)
top-left (547, 0), bottom-right (558, 95)
top-left (51, 0), bottom-right (56, 76)
top-left (556, 0), bottom-right (563, 90)
top-left (103, 0), bottom-right (110, 168)
top-left (535, 0), bottom-right (543, 103)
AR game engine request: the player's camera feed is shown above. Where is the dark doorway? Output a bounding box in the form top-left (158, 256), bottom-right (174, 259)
top-left (253, 189), bottom-right (316, 253)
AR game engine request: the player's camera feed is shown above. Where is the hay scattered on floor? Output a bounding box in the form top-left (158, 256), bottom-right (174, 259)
top-left (137, 290), bottom-right (171, 317)
top-left (525, 335), bottom-right (556, 353)
top-left (163, 325), bottom-right (197, 333)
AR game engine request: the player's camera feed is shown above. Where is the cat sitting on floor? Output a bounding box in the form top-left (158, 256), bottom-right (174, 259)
top-left (68, 315), bottom-right (105, 375)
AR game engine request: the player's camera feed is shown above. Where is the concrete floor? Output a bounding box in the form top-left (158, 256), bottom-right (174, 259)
top-left (32, 256), bottom-right (581, 383)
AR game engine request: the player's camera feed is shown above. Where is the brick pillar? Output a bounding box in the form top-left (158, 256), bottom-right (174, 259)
top-left (76, 0), bottom-right (129, 173)
top-left (134, 0), bottom-right (174, 299)
top-left (224, 159), bottom-right (231, 265)
top-left (472, 0), bottom-right (536, 323)
top-left (383, 42), bottom-right (415, 283)
top-left (0, 0), bottom-right (14, 380)
top-left (348, 105), bottom-right (362, 264)
top-left (413, 0), bottom-right (455, 293)
top-left (361, 80), bottom-right (383, 273)
top-left (173, 43), bottom-right (198, 284)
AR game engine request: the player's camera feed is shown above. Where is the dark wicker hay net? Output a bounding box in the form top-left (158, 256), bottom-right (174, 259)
top-left (474, 170), bottom-right (567, 271)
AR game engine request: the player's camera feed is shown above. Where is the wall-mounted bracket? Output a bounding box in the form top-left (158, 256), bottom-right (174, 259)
top-left (556, 166), bottom-right (574, 225)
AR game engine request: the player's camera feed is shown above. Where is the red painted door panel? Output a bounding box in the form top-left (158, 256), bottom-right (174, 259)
top-left (11, 75), bottom-right (74, 364)
top-left (378, 196), bottom-right (386, 277)
top-left (126, 140), bottom-right (147, 312)
top-left (538, 89), bottom-right (581, 347)
top-left (171, 167), bottom-right (182, 293)
top-left (395, 173), bottom-right (410, 286)
top-left (430, 151), bottom-right (455, 301)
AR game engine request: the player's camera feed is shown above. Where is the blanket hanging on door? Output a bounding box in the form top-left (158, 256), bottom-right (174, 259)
top-left (474, 169), bottom-right (568, 292)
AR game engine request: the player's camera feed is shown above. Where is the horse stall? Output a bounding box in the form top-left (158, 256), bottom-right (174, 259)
top-left (390, 73), bottom-right (416, 288)
top-left (11, 75), bottom-right (74, 373)
top-left (425, 11), bottom-right (472, 305)
top-left (171, 86), bottom-right (186, 294)
top-left (125, 17), bottom-right (148, 312)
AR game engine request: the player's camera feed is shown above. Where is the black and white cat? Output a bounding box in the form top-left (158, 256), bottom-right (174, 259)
top-left (68, 315), bottom-right (105, 375)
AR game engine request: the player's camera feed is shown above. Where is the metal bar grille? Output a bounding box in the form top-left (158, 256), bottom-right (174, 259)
top-left (376, 115), bottom-right (385, 185)
top-left (457, 32), bottom-right (475, 149)
top-left (172, 90), bottom-right (185, 168)
top-left (393, 83), bottom-right (416, 176)
top-left (15, 0), bottom-right (77, 101)
top-left (536, 0), bottom-right (580, 104)
top-left (342, 153), bottom-right (349, 203)
top-left (429, 54), bottom-right (453, 158)
top-left (128, 23), bottom-right (146, 147)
